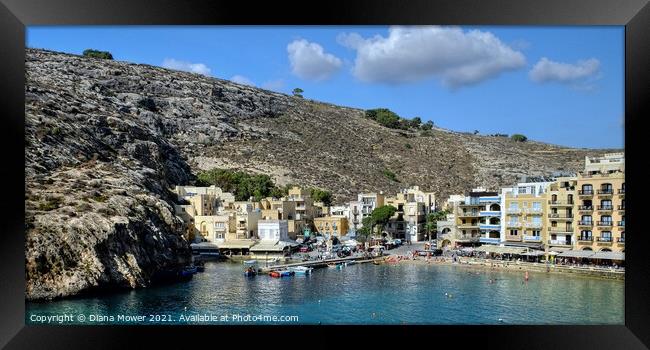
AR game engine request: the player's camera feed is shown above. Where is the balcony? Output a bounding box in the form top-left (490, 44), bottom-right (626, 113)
top-left (577, 236), bottom-right (593, 242)
top-left (548, 240), bottom-right (572, 246)
top-left (479, 224), bottom-right (501, 231)
top-left (458, 212), bottom-right (479, 217)
top-left (618, 188), bottom-right (625, 195)
top-left (548, 200), bottom-right (574, 206)
top-left (548, 213), bottom-right (574, 219)
top-left (479, 211), bottom-right (501, 217)
top-left (617, 221), bottom-right (625, 227)
top-left (578, 205), bottom-right (593, 212)
top-left (618, 205), bottom-right (625, 211)
top-left (525, 208), bottom-right (543, 215)
top-left (549, 226), bottom-right (574, 233)
top-left (458, 224), bottom-right (479, 229)
top-left (596, 237), bottom-right (613, 243)
top-left (597, 189), bottom-right (613, 196)
top-left (617, 237), bottom-right (625, 243)
top-left (596, 221), bottom-right (613, 227)
top-left (577, 221), bottom-right (593, 227)
top-left (459, 202), bottom-right (481, 207)
top-left (506, 222), bottom-right (522, 228)
top-left (506, 208), bottom-right (522, 214)
top-left (596, 205), bottom-right (613, 212)
top-left (578, 190), bottom-right (594, 196)
top-left (479, 237), bottom-right (501, 244)
top-left (523, 235), bottom-right (542, 242)
top-left (524, 222), bottom-right (543, 229)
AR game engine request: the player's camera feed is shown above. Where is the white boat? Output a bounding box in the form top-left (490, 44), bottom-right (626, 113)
top-left (288, 266), bottom-right (313, 274)
top-left (344, 260), bottom-right (356, 266)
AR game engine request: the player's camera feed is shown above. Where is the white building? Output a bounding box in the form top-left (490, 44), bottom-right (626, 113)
top-left (257, 220), bottom-right (290, 242)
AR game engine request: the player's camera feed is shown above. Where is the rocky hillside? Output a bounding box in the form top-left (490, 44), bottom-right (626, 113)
top-left (25, 48), bottom-right (616, 299)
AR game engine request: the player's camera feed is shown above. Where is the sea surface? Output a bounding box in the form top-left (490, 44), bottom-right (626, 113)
top-left (26, 262), bottom-right (624, 325)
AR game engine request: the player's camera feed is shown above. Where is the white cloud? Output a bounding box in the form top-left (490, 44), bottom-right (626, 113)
top-left (230, 75), bottom-right (255, 86)
top-left (261, 79), bottom-right (285, 92)
top-left (162, 58), bottom-right (212, 76)
top-left (529, 57), bottom-right (600, 84)
top-left (287, 39), bottom-right (343, 81)
top-left (337, 26), bottom-right (526, 88)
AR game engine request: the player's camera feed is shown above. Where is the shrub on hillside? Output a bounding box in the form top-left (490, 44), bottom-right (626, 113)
top-left (82, 49), bottom-right (113, 60)
top-left (511, 134), bottom-right (528, 142)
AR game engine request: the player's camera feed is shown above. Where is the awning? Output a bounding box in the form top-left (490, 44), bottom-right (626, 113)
top-left (217, 240), bottom-right (256, 249)
top-left (548, 247), bottom-right (572, 254)
top-left (521, 250), bottom-right (546, 256)
top-left (190, 242), bottom-right (220, 249)
top-left (475, 245), bottom-right (527, 255)
top-left (590, 251), bottom-right (625, 260)
top-left (558, 250), bottom-right (595, 258)
top-left (250, 240), bottom-right (297, 252)
top-left (502, 242), bottom-right (544, 250)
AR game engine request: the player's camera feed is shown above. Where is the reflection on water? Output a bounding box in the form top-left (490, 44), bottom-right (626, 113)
top-left (26, 262), bottom-right (624, 325)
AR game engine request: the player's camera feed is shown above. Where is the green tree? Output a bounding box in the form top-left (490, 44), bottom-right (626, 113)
top-left (420, 120), bottom-right (434, 130)
top-left (371, 205), bottom-right (397, 235)
top-left (292, 88), bottom-right (304, 98)
top-left (410, 117), bottom-right (422, 129)
top-left (425, 210), bottom-right (449, 240)
top-left (82, 49), bottom-right (113, 59)
top-left (357, 216), bottom-right (375, 243)
top-left (310, 188), bottom-right (333, 206)
top-left (511, 134), bottom-right (528, 142)
top-left (196, 168), bottom-right (280, 201)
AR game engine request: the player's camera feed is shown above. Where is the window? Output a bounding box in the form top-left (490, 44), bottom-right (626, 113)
top-left (532, 217), bottom-right (541, 225)
top-left (509, 230), bottom-right (518, 236)
top-left (601, 231), bottom-right (612, 241)
top-left (580, 230), bottom-right (592, 240)
top-left (531, 230), bottom-right (540, 237)
top-left (582, 184), bottom-right (593, 193)
top-left (215, 232), bottom-right (225, 239)
top-left (600, 199), bottom-right (612, 209)
top-left (532, 202), bottom-right (541, 210)
top-left (601, 215), bottom-right (613, 224)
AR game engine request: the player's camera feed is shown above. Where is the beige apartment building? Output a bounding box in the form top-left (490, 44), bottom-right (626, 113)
top-left (502, 179), bottom-right (554, 250)
top-left (313, 216), bottom-right (349, 237)
top-left (545, 176), bottom-right (577, 251)
top-left (575, 153), bottom-right (625, 253)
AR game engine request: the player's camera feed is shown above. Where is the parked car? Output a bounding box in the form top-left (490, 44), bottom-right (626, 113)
top-left (299, 246), bottom-right (311, 253)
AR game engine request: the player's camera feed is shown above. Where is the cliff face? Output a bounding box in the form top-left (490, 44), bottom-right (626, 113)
top-left (24, 49), bottom-right (616, 299)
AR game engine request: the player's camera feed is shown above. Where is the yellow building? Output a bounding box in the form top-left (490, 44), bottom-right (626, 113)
top-left (313, 216), bottom-right (349, 237)
top-left (503, 180), bottom-right (553, 249)
top-left (546, 177), bottom-right (577, 250)
top-left (575, 153), bottom-right (625, 253)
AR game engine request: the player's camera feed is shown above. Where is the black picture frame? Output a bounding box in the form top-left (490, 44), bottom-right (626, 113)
top-left (1, 0), bottom-right (648, 348)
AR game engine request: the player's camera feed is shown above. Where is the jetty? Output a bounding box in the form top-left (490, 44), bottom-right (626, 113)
top-left (259, 256), bottom-right (381, 273)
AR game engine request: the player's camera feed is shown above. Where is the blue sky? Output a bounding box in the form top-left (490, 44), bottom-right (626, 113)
top-left (27, 26), bottom-right (624, 149)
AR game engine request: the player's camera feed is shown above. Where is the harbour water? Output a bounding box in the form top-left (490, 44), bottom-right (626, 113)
top-left (26, 262), bottom-right (624, 325)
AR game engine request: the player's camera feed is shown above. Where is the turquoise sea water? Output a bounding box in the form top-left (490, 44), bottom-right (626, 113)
top-left (26, 262), bottom-right (624, 325)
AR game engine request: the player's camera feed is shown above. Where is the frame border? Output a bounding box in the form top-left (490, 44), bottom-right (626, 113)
top-left (1, 0), bottom-right (648, 348)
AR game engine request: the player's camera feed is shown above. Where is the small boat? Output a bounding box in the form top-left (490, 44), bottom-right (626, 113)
top-left (244, 267), bottom-right (257, 277)
top-left (180, 266), bottom-right (198, 278)
top-left (270, 270), bottom-right (294, 278)
top-left (289, 266), bottom-right (313, 275)
top-left (195, 261), bottom-right (205, 272)
top-left (372, 260), bottom-right (382, 265)
top-left (344, 260), bottom-right (356, 266)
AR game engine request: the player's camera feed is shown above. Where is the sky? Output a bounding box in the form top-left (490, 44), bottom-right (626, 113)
top-left (26, 26), bottom-right (624, 149)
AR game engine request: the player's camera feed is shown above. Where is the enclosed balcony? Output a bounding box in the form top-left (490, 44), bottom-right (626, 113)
top-left (479, 237), bottom-right (501, 244)
top-left (548, 213), bottom-right (574, 220)
top-left (548, 200), bottom-right (574, 206)
top-left (523, 235), bottom-right (542, 242)
top-left (578, 205), bottom-right (593, 212)
top-left (577, 236), bottom-right (593, 242)
top-left (506, 208), bottom-right (522, 215)
top-left (578, 189), bottom-right (594, 196)
top-left (479, 210), bottom-right (501, 217)
top-left (549, 226), bottom-right (573, 233)
top-left (479, 224), bottom-right (501, 231)
top-left (596, 236), bottom-right (613, 243)
top-left (597, 221), bottom-right (613, 227)
top-left (577, 220), bottom-right (593, 227)
top-left (548, 240), bottom-right (572, 246)
top-left (596, 205), bottom-right (613, 212)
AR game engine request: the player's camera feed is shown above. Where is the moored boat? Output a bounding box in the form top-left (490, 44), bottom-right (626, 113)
top-left (289, 266), bottom-right (313, 274)
top-left (270, 270), bottom-right (294, 278)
